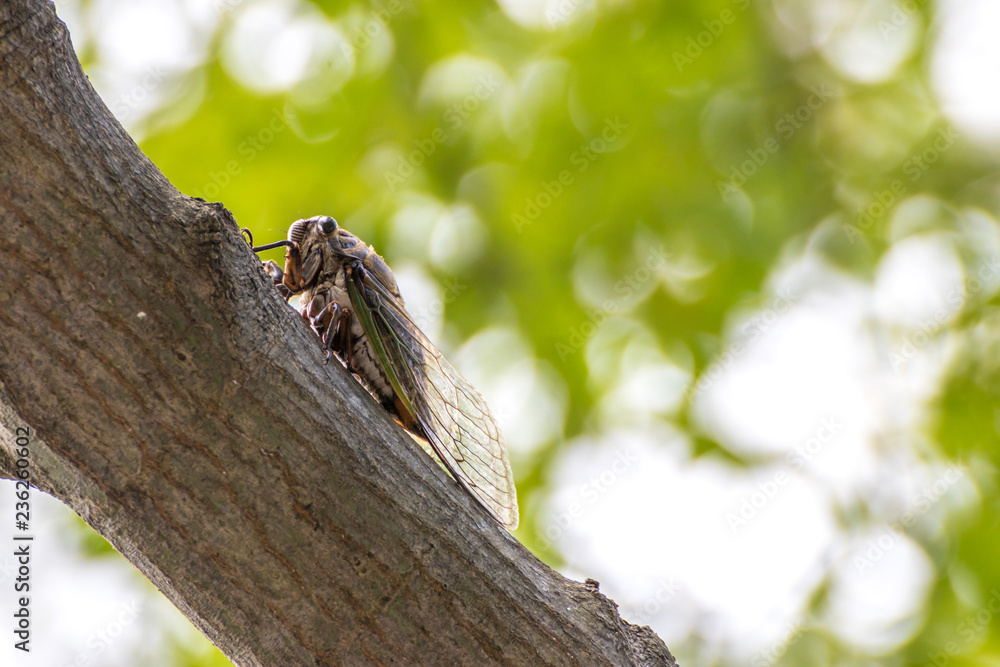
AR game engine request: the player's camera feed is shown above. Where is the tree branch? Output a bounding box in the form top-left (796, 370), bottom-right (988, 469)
top-left (0, 1), bottom-right (677, 665)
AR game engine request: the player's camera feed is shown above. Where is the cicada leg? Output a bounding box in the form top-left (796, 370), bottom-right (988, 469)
top-left (282, 242), bottom-right (306, 293)
top-left (320, 302), bottom-right (354, 366)
top-left (304, 293), bottom-right (353, 366)
top-left (250, 238), bottom-right (301, 297)
top-left (262, 259), bottom-right (283, 284)
top-left (260, 260), bottom-right (293, 301)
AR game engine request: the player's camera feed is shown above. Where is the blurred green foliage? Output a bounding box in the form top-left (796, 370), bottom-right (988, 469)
top-left (61, 0), bottom-right (1000, 664)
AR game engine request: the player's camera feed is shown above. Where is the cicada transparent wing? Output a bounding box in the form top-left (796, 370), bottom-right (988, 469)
top-left (345, 262), bottom-right (519, 530)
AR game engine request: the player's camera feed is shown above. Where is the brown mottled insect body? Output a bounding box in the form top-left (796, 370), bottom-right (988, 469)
top-left (260, 219), bottom-right (410, 423)
top-left (251, 215), bottom-right (519, 530)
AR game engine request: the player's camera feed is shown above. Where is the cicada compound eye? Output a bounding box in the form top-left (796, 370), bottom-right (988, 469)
top-left (317, 216), bottom-right (338, 236)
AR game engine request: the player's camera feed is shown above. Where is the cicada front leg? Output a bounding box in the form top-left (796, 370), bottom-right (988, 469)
top-left (262, 259), bottom-right (283, 284)
top-left (281, 242), bottom-right (307, 293)
top-left (260, 260), bottom-right (294, 301)
top-left (250, 237), bottom-right (304, 297)
top-left (303, 289), bottom-right (353, 365)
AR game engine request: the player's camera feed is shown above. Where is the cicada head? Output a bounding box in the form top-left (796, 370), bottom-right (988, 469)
top-left (288, 215), bottom-right (338, 245)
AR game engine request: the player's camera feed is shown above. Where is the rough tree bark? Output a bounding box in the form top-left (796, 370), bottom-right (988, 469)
top-left (0, 1), bottom-right (677, 665)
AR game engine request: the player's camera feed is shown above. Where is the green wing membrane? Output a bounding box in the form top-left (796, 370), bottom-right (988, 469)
top-left (346, 266), bottom-right (519, 530)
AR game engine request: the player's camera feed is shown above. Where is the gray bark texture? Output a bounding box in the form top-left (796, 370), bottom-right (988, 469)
top-left (0, 1), bottom-right (678, 665)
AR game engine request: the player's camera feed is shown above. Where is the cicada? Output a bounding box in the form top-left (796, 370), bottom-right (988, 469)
top-left (249, 216), bottom-right (518, 530)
